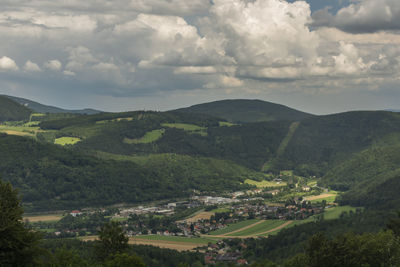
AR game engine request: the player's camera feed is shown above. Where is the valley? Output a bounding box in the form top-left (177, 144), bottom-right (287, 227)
top-left (1, 95), bottom-right (400, 265)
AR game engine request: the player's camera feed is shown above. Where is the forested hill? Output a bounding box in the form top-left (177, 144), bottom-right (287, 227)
top-left (4, 95), bottom-right (101, 114)
top-left (0, 95), bottom-right (32, 121)
top-left (274, 111), bottom-right (400, 175)
top-left (0, 134), bottom-right (254, 211)
top-left (173, 99), bottom-right (314, 123)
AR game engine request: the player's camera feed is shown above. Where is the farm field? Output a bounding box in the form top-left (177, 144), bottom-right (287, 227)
top-left (230, 220), bottom-right (287, 237)
top-left (123, 129), bottom-right (165, 144)
top-left (245, 179), bottom-right (287, 188)
top-left (80, 235), bottom-right (212, 251)
top-left (210, 207), bottom-right (231, 213)
top-left (181, 211), bottom-right (215, 223)
top-left (208, 219), bottom-right (260, 236)
top-left (133, 235), bottom-right (216, 244)
top-left (23, 214), bottom-right (63, 222)
top-left (306, 193), bottom-right (337, 203)
top-left (0, 125), bottom-right (43, 137)
top-left (54, 137), bottom-right (82, 146)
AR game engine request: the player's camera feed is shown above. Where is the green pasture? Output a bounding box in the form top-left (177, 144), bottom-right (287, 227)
top-left (124, 129), bottom-right (165, 144)
top-left (54, 137), bottom-right (82, 146)
top-left (323, 206), bottom-right (359, 220)
top-left (208, 219), bottom-right (260, 235)
top-left (245, 179), bottom-right (287, 188)
top-left (219, 121), bottom-right (236, 127)
top-left (230, 220), bottom-right (286, 236)
top-left (211, 207), bottom-right (231, 213)
top-left (310, 195), bottom-right (337, 204)
top-left (161, 123), bottom-right (207, 136)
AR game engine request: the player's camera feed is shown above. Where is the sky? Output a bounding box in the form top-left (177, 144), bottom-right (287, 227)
top-left (1, 0), bottom-right (400, 114)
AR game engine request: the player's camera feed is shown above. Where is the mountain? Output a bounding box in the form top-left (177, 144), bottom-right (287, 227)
top-left (0, 95), bottom-right (32, 121)
top-left (173, 99), bottom-right (314, 123)
top-left (274, 111), bottom-right (400, 176)
top-left (4, 95), bottom-right (101, 114)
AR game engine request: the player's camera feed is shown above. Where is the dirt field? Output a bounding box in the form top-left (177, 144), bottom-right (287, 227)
top-left (180, 211), bottom-right (214, 223)
top-left (24, 214), bottom-right (63, 222)
top-left (305, 193), bottom-right (336, 201)
top-left (129, 238), bottom-right (202, 251)
top-left (1, 130), bottom-right (34, 137)
top-left (80, 236), bottom-right (203, 251)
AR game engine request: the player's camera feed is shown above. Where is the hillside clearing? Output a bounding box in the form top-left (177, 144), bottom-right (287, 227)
top-left (54, 137), bottom-right (82, 146)
top-left (123, 129), bottom-right (165, 144)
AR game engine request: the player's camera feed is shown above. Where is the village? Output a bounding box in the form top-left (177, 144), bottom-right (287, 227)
top-left (29, 181), bottom-right (330, 240)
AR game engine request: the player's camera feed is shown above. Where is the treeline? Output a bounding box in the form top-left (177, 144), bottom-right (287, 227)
top-left (240, 209), bottom-right (395, 263)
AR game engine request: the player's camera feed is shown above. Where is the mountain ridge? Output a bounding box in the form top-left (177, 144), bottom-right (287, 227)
top-left (3, 95), bottom-right (101, 115)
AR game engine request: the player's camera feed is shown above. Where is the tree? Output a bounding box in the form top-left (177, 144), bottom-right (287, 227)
top-left (0, 179), bottom-right (42, 266)
top-left (104, 253), bottom-right (144, 267)
top-left (96, 221), bottom-right (128, 261)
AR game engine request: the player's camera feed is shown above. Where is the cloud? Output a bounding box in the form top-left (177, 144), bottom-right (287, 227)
top-left (24, 60), bottom-right (41, 72)
top-left (0, 56), bottom-right (19, 71)
top-left (129, 0), bottom-right (211, 16)
top-left (312, 0), bottom-right (400, 33)
top-left (203, 0), bottom-right (319, 79)
top-left (0, 0), bottom-right (400, 113)
top-left (44, 60), bottom-right (62, 71)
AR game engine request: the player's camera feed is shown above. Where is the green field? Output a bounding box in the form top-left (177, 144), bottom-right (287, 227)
top-left (54, 137), bottom-right (82, 146)
top-left (161, 123), bottom-right (207, 136)
top-left (208, 219), bottom-right (260, 235)
top-left (211, 207), bottom-right (231, 213)
top-left (323, 206), bottom-right (359, 220)
top-left (135, 235), bottom-right (216, 244)
top-left (219, 121), bottom-right (236, 127)
top-left (310, 195), bottom-right (337, 203)
top-left (124, 129), bottom-right (165, 144)
top-left (0, 125), bottom-right (41, 137)
top-left (230, 220), bottom-right (286, 236)
top-left (245, 179), bottom-right (287, 188)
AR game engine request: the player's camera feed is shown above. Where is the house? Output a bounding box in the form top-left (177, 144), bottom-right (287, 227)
top-left (70, 210), bottom-right (82, 217)
top-left (302, 186), bottom-right (311, 192)
top-left (266, 189), bottom-right (280, 196)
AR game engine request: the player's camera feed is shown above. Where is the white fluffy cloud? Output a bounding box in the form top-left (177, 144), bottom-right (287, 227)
top-left (313, 0), bottom-right (400, 33)
top-left (24, 60), bottom-right (41, 72)
top-left (1, 0), bottom-right (400, 113)
top-left (44, 60), bottom-right (62, 71)
top-left (0, 56), bottom-right (19, 71)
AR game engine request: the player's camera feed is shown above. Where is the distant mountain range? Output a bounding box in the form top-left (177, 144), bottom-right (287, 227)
top-left (3, 95), bottom-right (101, 115)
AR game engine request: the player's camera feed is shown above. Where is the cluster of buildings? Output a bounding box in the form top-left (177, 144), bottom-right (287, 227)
top-left (204, 241), bottom-right (248, 265)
